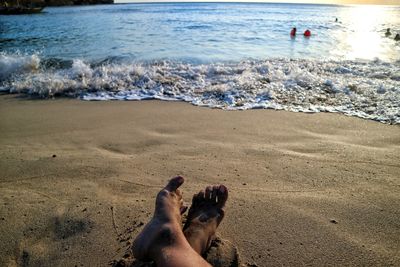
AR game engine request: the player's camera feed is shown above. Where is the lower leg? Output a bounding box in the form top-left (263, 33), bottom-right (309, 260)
top-left (155, 239), bottom-right (211, 267)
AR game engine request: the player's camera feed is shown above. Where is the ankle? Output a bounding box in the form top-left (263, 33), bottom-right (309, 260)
top-left (145, 222), bottom-right (182, 253)
top-left (185, 229), bottom-right (214, 255)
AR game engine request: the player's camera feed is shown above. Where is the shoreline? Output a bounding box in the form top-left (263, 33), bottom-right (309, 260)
top-left (2, 54), bottom-right (398, 125)
top-left (0, 95), bottom-right (399, 266)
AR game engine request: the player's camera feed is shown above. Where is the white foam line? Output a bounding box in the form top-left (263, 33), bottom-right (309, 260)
top-left (1, 53), bottom-right (399, 124)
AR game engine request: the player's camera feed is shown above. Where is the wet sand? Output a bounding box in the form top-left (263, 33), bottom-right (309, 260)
top-left (0, 95), bottom-right (399, 266)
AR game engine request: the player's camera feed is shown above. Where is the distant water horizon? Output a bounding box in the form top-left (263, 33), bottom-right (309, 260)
top-left (1, 2), bottom-right (399, 123)
top-left (113, 1), bottom-right (400, 7)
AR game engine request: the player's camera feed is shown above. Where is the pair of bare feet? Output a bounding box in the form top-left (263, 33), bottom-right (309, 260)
top-left (132, 176), bottom-right (228, 267)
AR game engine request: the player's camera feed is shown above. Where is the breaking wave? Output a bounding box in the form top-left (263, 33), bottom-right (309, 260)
top-left (1, 53), bottom-right (399, 124)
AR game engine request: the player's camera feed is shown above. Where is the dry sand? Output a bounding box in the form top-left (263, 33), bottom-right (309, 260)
top-left (0, 95), bottom-right (399, 266)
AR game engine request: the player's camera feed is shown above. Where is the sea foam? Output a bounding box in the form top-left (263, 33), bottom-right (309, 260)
top-left (0, 53), bottom-right (40, 81)
top-left (0, 53), bottom-right (399, 124)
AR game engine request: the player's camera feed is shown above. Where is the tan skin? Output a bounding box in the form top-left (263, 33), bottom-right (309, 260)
top-left (132, 176), bottom-right (228, 267)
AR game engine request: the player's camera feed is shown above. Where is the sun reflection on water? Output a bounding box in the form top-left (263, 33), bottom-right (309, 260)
top-left (332, 5), bottom-right (400, 61)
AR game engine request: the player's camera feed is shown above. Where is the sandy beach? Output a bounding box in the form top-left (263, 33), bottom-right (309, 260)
top-left (0, 95), bottom-right (399, 266)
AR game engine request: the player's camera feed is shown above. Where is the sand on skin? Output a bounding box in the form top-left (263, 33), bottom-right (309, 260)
top-left (0, 95), bottom-right (399, 266)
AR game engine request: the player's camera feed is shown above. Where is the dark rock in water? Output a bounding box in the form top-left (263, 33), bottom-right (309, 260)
top-left (2, 0), bottom-right (113, 8)
top-left (46, 0), bottom-right (114, 6)
top-left (330, 219), bottom-right (338, 224)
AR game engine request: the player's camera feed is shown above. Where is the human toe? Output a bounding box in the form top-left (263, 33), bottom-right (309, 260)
top-left (165, 176), bottom-right (184, 192)
top-left (216, 185), bottom-right (228, 208)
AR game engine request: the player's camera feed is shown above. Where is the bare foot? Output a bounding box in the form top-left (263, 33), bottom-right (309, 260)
top-left (131, 176), bottom-right (187, 261)
top-left (183, 185), bottom-right (228, 255)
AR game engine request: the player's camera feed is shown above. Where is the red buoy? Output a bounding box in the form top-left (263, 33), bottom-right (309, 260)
top-left (290, 27), bottom-right (297, 37)
top-left (304, 29), bottom-right (311, 37)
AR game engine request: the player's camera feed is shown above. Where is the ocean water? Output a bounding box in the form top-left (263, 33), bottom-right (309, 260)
top-left (1, 3), bottom-right (400, 124)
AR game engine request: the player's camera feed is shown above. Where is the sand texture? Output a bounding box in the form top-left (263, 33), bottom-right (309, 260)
top-left (0, 95), bottom-right (399, 266)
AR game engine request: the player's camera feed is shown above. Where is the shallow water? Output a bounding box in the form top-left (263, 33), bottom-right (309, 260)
top-left (1, 3), bottom-right (399, 123)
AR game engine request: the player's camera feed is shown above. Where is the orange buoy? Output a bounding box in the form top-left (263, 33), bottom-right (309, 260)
top-left (304, 30), bottom-right (311, 37)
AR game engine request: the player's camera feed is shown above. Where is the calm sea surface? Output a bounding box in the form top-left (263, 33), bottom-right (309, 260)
top-left (1, 3), bottom-right (400, 61)
top-left (1, 3), bottom-right (400, 123)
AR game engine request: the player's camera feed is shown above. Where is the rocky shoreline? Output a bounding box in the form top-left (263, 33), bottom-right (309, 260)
top-left (46, 0), bottom-right (113, 6)
top-left (3, 0), bottom-right (113, 7)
